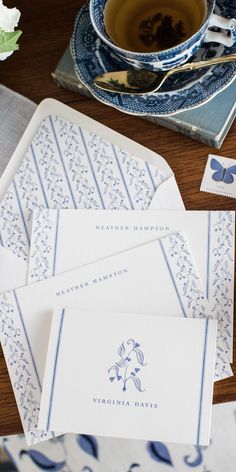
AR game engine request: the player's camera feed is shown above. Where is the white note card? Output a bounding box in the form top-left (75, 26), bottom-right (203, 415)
top-left (28, 209), bottom-right (235, 363)
top-left (39, 309), bottom-right (217, 446)
top-left (0, 232), bottom-right (220, 445)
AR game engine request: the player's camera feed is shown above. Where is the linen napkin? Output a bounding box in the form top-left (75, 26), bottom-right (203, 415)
top-left (0, 84), bottom-right (36, 177)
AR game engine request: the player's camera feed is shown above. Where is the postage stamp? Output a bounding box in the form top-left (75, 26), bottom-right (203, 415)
top-left (201, 154), bottom-right (236, 199)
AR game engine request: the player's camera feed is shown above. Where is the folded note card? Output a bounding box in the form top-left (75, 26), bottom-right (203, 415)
top-left (39, 309), bottom-right (217, 446)
top-left (0, 232), bottom-right (220, 445)
top-left (28, 209), bottom-right (235, 363)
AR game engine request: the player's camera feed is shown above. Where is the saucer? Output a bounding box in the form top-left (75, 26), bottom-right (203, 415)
top-left (71, 1), bottom-right (236, 116)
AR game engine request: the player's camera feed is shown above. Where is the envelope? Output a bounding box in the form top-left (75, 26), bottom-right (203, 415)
top-left (0, 232), bottom-right (222, 445)
top-left (0, 247), bottom-right (28, 293)
top-left (39, 309), bottom-right (217, 446)
top-left (0, 99), bottom-right (184, 293)
top-left (28, 209), bottom-right (235, 363)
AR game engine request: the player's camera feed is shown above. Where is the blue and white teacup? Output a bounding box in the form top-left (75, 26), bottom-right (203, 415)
top-left (89, 0), bottom-right (236, 71)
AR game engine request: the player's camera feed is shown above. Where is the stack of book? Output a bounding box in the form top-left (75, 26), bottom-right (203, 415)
top-left (52, 47), bottom-right (236, 149)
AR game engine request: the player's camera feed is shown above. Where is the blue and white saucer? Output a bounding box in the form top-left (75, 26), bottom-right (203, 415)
top-left (71, 1), bottom-right (236, 116)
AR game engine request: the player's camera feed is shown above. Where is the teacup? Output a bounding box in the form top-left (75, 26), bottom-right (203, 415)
top-left (89, 0), bottom-right (236, 71)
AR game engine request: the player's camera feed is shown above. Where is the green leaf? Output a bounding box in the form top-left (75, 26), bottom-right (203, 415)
top-left (0, 29), bottom-right (22, 53)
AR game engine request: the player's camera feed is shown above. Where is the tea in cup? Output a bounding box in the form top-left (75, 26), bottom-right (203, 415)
top-left (104, 0), bottom-right (206, 53)
top-left (89, 0), bottom-right (236, 70)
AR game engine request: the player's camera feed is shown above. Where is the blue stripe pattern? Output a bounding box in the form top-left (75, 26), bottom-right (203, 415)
top-left (53, 211), bottom-right (60, 276)
top-left (145, 162), bottom-right (156, 191)
top-left (78, 127), bottom-right (105, 209)
top-left (49, 116), bottom-right (77, 208)
top-left (31, 144), bottom-right (50, 207)
top-left (159, 239), bottom-right (186, 318)
top-left (196, 319), bottom-right (209, 445)
top-left (13, 290), bottom-right (42, 392)
top-left (12, 181), bottom-right (30, 246)
top-left (111, 144), bottom-right (134, 209)
top-left (206, 211), bottom-right (211, 300)
top-left (47, 309), bottom-right (65, 431)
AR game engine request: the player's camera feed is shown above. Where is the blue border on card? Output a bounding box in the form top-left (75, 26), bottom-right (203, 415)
top-left (78, 127), bottom-right (105, 209)
top-left (111, 144), bottom-right (134, 209)
top-left (53, 210), bottom-right (60, 276)
top-left (206, 211), bottom-right (211, 300)
top-left (196, 318), bottom-right (209, 445)
top-left (13, 290), bottom-right (42, 392)
top-left (159, 239), bottom-right (186, 318)
top-left (47, 308), bottom-right (65, 431)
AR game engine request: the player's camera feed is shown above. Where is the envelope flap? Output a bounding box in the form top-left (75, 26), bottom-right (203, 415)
top-left (0, 98), bottom-right (175, 200)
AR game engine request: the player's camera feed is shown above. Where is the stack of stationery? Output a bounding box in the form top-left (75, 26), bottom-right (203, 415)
top-left (0, 98), bottom-right (235, 450)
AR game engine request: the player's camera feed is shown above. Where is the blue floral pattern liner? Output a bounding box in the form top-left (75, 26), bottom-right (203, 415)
top-left (71, 0), bottom-right (236, 116)
top-left (0, 114), bottom-right (166, 262)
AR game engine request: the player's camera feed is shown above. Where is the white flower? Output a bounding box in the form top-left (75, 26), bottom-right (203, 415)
top-left (0, 0), bottom-right (21, 60)
top-left (0, 0), bottom-right (20, 31)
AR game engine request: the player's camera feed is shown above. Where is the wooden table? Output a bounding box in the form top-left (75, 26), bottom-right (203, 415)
top-left (0, 0), bottom-right (236, 436)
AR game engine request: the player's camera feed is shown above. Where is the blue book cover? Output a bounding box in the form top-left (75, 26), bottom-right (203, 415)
top-left (52, 47), bottom-right (236, 149)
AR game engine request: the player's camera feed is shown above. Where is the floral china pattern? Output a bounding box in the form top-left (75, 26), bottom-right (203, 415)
top-left (0, 114), bottom-right (166, 262)
top-left (71, 0), bottom-right (236, 116)
top-left (89, 0), bottom-right (214, 71)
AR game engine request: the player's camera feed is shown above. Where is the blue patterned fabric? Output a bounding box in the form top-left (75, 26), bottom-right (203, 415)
top-left (1, 401), bottom-right (236, 471)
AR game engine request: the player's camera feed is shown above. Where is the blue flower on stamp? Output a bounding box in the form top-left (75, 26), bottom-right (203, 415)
top-left (108, 338), bottom-right (146, 392)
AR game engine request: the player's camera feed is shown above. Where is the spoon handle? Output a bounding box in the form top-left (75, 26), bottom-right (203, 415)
top-left (167, 53), bottom-right (236, 76)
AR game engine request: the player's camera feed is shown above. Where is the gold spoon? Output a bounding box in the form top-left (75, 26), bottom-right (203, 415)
top-left (93, 53), bottom-right (236, 95)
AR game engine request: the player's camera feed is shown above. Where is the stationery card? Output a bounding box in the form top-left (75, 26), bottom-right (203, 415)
top-left (28, 209), bottom-right (235, 363)
top-left (0, 233), bottom-right (223, 445)
top-left (39, 309), bottom-right (217, 446)
top-left (201, 154), bottom-right (236, 199)
top-left (0, 110), bottom-right (182, 265)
